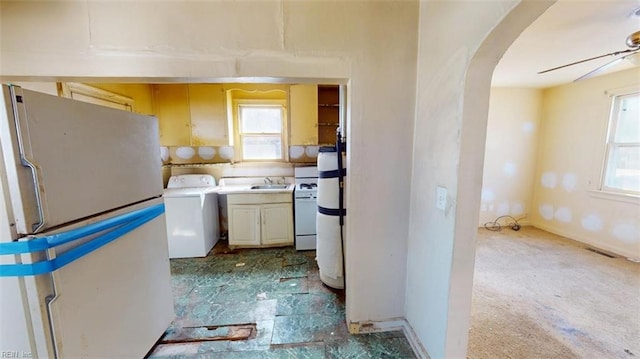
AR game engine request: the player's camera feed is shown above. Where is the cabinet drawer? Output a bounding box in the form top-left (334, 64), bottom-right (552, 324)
top-left (227, 192), bottom-right (292, 205)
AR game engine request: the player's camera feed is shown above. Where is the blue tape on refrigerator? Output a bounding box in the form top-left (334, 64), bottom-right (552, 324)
top-left (0, 203), bottom-right (165, 277)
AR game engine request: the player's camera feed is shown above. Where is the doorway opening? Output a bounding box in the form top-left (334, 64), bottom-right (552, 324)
top-left (21, 78), bottom-right (359, 356)
top-left (469, 1), bottom-right (640, 357)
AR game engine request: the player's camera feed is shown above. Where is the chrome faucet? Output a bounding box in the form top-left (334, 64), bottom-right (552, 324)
top-left (264, 177), bottom-right (273, 185)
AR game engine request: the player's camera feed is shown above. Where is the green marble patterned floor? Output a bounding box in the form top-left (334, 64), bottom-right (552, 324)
top-left (147, 242), bottom-right (416, 358)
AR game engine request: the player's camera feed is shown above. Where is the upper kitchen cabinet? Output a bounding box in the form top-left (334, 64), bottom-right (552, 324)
top-left (153, 84), bottom-right (228, 146)
top-left (188, 84), bottom-right (227, 146)
top-left (317, 85), bottom-right (340, 145)
top-left (153, 84), bottom-right (192, 146)
top-left (289, 84), bottom-right (318, 145)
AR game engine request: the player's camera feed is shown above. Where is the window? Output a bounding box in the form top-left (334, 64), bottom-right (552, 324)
top-left (602, 91), bottom-right (640, 194)
top-left (236, 102), bottom-right (286, 161)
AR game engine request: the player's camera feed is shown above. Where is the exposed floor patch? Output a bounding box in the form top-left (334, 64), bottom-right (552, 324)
top-left (147, 242), bottom-right (415, 358)
top-left (159, 323), bottom-right (257, 344)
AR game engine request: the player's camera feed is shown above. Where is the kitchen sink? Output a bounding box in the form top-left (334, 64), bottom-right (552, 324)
top-left (250, 184), bottom-right (289, 190)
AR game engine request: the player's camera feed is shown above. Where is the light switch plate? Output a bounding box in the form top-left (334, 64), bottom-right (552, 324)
top-left (436, 186), bottom-right (447, 211)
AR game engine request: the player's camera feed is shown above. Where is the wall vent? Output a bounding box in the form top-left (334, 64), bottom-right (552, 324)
top-left (585, 247), bottom-right (616, 258)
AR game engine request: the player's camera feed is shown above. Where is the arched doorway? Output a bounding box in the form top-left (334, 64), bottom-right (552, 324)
top-left (405, 1), bottom-right (554, 358)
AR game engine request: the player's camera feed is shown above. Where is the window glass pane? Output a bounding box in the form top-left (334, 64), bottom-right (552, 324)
top-left (242, 136), bottom-right (282, 160)
top-left (604, 146), bottom-right (640, 192)
top-left (614, 93), bottom-right (640, 143)
top-left (240, 106), bottom-right (282, 133)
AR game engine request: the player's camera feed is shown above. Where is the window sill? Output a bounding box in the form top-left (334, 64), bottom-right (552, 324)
top-left (588, 190), bottom-right (640, 205)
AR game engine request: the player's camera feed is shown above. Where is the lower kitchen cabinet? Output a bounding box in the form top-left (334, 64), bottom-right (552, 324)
top-left (228, 205), bottom-right (261, 246)
top-left (227, 193), bottom-right (294, 248)
top-left (261, 203), bottom-right (293, 245)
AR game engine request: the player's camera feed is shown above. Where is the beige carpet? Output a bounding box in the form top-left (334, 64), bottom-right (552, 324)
top-left (468, 227), bottom-right (640, 359)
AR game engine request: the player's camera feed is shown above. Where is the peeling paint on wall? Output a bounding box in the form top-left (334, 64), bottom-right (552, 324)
top-left (561, 173), bottom-right (577, 192)
top-left (160, 146), bottom-right (170, 162)
top-left (161, 144), bottom-right (319, 165)
top-left (481, 188), bottom-right (495, 202)
top-left (521, 121), bottom-right (535, 134)
top-left (539, 203), bottom-right (554, 220)
top-left (290, 146), bottom-right (305, 159)
top-left (532, 68), bottom-right (640, 259)
top-left (502, 162), bottom-right (517, 178)
top-left (198, 147), bottom-right (216, 160)
top-left (510, 201), bottom-right (524, 216)
top-left (289, 146), bottom-right (319, 163)
top-left (163, 146), bottom-right (231, 164)
top-left (305, 146), bottom-right (319, 158)
top-left (541, 172), bottom-right (557, 189)
top-left (219, 146), bottom-right (234, 160)
top-left (612, 222), bottom-right (639, 243)
top-left (554, 206), bottom-right (572, 223)
top-left (480, 88), bottom-right (542, 226)
top-left (581, 214), bottom-right (603, 232)
top-left (175, 146), bottom-right (196, 160)
top-left (496, 201), bottom-right (510, 217)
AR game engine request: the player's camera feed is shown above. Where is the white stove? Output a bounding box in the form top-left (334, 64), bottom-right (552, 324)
top-left (294, 167), bottom-right (318, 250)
top-left (295, 182), bottom-right (318, 194)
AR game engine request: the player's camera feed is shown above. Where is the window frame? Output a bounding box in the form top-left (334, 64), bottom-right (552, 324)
top-left (600, 90), bottom-right (640, 196)
top-left (58, 82), bottom-right (134, 111)
top-left (233, 99), bottom-right (288, 162)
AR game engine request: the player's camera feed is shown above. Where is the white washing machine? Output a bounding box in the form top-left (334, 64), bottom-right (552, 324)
top-left (164, 174), bottom-right (220, 258)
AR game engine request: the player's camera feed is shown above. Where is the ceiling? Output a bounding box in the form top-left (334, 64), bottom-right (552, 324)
top-left (492, 0), bottom-right (640, 88)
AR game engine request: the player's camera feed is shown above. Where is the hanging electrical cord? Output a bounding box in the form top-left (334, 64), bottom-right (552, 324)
top-left (484, 215), bottom-right (524, 231)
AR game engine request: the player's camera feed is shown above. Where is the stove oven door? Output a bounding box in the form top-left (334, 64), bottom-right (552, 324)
top-left (294, 194), bottom-right (317, 250)
top-left (295, 196), bottom-right (317, 236)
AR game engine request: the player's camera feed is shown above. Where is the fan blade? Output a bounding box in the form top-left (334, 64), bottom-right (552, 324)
top-left (537, 48), bottom-right (636, 74)
top-left (574, 51), bottom-right (638, 82)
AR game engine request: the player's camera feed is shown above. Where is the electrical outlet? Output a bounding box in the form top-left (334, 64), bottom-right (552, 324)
top-left (436, 186), bottom-right (447, 211)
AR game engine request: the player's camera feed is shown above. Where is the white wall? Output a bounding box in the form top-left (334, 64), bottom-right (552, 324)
top-left (480, 88), bottom-right (542, 225)
top-left (11, 82), bottom-right (58, 96)
top-left (533, 68), bottom-right (640, 260)
top-left (0, 0), bottom-right (417, 333)
top-left (408, 1), bottom-right (552, 358)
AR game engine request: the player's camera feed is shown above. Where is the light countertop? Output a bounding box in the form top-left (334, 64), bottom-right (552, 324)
top-left (216, 183), bottom-right (295, 195)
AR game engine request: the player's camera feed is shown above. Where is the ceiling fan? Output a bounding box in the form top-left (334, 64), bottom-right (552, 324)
top-left (538, 30), bottom-right (640, 82)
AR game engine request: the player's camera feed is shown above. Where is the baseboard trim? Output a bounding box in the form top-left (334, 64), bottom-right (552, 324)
top-left (401, 320), bottom-right (431, 359)
top-left (349, 318), bottom-right (430, 359)
top-left (533, 222), bottom-right (638, 261)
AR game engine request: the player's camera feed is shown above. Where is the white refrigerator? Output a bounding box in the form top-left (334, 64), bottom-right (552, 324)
top-left (0, 85), bottom-right (174, 358)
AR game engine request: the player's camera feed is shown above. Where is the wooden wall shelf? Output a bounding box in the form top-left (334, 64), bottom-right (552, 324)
top-left (317, 85), bottom-right (340, 145)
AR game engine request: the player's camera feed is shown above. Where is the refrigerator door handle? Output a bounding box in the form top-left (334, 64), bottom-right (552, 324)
top-left (19, 160), bottom-right (45, 233)
top-left (10, 86), bottom-right (46, 233)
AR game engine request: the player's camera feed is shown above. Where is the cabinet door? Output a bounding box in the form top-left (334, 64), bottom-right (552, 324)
top-left (289, 84), bottom-right (318, 145)
top-left (228, 205), bottom-right (261, 246)
top-left (261, 203), bottom-right (293, 246)
top-left (153, 84), bottom-right (191, 146)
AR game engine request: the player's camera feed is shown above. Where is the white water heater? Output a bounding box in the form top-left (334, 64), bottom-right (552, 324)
top-left (316, 147), bottom-right (346, 289)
